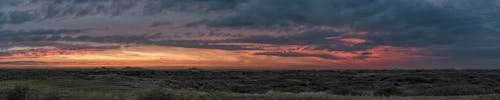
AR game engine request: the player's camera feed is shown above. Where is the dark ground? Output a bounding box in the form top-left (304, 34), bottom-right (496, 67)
top-left (1, 68), bottom-right (500, 97)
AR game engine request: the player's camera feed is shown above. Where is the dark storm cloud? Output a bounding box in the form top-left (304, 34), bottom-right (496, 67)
top-left (0, 0), bottom-right (249, 26)
top-left (0, 41), bottom-right (121, 58)
top-left (0, 0), bottom-right (20, 8)
top-left (1, 0), bottom-right (499, 67)
top-left (447, 48), bottom-right (500, 59)
top-left (0, 41), bottom-right (57, 48)
top-left (7, 11), bottom-right (36, 24)
top-left (150, 21), bottom-right (172, 27)
top-left (0, 41), bottom-right (121, 50)
top-left (70, 35), bottom-right (262, 51)
top-left (0, 28), bottom-right (259, 51)
top-left (236, 30), bottom-right (342, 45)
top-left (231, 30), bottom-right (375, 51)
top-left (0, 11), bottom-right (37, 25)
top-left (0, 29), bottom-right (122, 56)
top-left (0, 13), bottom-right (7, 24)
top-left (37, 0), bottom-right (137, 18)
top-left (0, 61), bottom-right (50, 65)
top-left (413, 46), bottom-right (500, 59)
top-left (353, 52), bottom-right (375, 59)
top-left (209, 0), bottom-right (498, 46)
top-left (0, 29), bottom-right (89, 42)
top-left (254, 52), bottom-right (344, 60)
top-left (0, 29), bottom-right (86, 37)
top-left (0, 29), bottom-right (371, 52)
top-left (143, 0), bottom-right (249, 15)
top-left (208, 0), bottom-right (500, 60)
top-left (163, 43), bottom-right (263, 50)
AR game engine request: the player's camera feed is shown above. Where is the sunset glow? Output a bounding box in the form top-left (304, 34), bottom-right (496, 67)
top-left (1, 0), bottom-right (499, 69)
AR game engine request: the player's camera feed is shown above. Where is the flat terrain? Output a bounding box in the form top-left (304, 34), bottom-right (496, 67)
top-left (1, 68), bottom-right (500, 100)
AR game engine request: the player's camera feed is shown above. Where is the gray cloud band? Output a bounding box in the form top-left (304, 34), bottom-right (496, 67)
top-left (0, 0), bottom-right (499, 66)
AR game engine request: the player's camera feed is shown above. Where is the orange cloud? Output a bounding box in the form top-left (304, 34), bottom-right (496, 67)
top-left (340, 38), bottom-right (367, 44)
top-left (0, 43), bottom-right (427, 69)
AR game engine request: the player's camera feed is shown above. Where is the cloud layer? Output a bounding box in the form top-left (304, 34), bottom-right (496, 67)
top-left (0, 0), bottom-right (499, 68)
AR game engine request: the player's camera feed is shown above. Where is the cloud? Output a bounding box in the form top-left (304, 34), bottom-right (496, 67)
top-left (150, 21), bottom-right (172, 27)
top-left (143, 0), bottom-right (248, 15)
top-left (209, 0), bottom-right (498, 46)
top-left (0, 61), bottom-right (50, 65)
top-left (0, 11), bottom-right (37, 25)
top-left (0, 29), bottom-right (122, 59)
top-left (0, 29), bottom-right (87, 36)
top-left (0, 0), bottom-right (499, 67)
top-left (59, 30), bottom-right (375, 52)
top-left (0, 29), bottom-right (89, 42)
top-left (236, 30), bottom-right (341, 45)
top-left (0, 0), bottom-right (248, 27)
top-left (207, 0), bottom-right (500, 61)
top-left (414, 46), bottom-right (500, 59)
top-left (68, 35), bottom-right (263, 51)
top-left (0, 43), bottom-right (121, 59)
top-left (254, 52), bottom-right (344, 60)
top-left (230, 30), bottom-right (375, 52)
top-left (7, 11), bottom-right (36, 24)
top-left (0, 0), bottom-right (19, 8)
top-left (353, 52), bottom-right (375, 59)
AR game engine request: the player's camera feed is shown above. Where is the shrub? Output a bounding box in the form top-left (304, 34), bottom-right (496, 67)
top-left (327, 88), bottom-right (363, 96)
top-left (280, 86), bottom-right (311, 93)
top-left (137, 89), bottom-right (176, 100)
top-left (229, 85), bottom-right (267, 93)
top-left (383, 76), bottom-right (434, 83)
top-left (418, 85), bottom-right (493, 96)
top-left (6, 85), bottom-right (30, 100)
top-left (39, 92), bottom-right (63, 100)
top-left (374, 87), bottom-right (403, 96)
top-left (177, 91), bottom-right (206, 100)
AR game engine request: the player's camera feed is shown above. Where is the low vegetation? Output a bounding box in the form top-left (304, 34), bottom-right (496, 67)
top-left (1, 68), bottom-right (500, 99)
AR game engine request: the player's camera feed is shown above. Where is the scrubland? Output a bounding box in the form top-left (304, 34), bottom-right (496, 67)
top-left (1, 68), bottom-right (500, 100)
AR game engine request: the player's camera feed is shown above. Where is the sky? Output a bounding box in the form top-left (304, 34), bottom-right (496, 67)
top-left (0, 0), bottom-right (499, 69)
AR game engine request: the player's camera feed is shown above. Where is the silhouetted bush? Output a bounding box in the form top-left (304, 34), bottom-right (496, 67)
top-left (327, 88), bottom-right (363, 96)
top-left (137, 89), bottom-right (176, 100)
top-left (374, 87), bottom-right (402, 96)
top-left (383, 76), bottom-right (434, 83)
top-left (38, 92), bottom-right (63, 100)
top-left (176, 91), bottom-right (208, 100)
top-left (280, 86), bottom-right (311, 93)
top-left (418, 85), bottom-right (493, 96)
top-left (230, 85), bottom-right (265, 93)
top-left (6, 85), bottom-right (30, 100)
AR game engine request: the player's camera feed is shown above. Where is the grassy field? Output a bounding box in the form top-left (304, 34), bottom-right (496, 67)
top-left (1, 68), bottom-right (500, 100)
